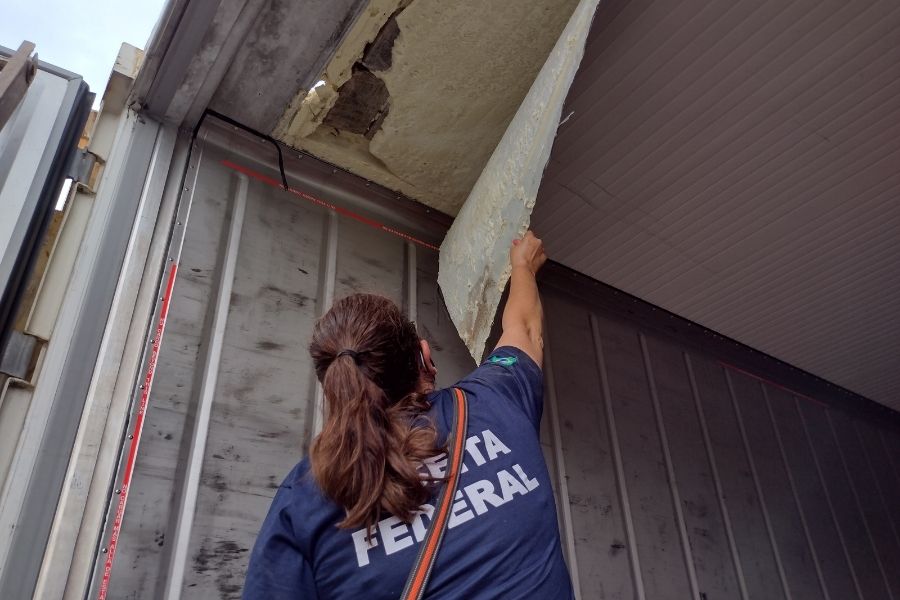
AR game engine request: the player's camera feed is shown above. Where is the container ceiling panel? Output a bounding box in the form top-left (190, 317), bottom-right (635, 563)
top-left (533, 0), bottom-right (900, 409)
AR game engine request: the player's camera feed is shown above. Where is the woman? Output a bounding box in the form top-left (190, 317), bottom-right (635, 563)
top-left (243, 231), bottom-right (573, 599)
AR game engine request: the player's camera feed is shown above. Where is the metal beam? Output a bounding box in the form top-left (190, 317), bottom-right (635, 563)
top-left (0, 41), bottom-right (37, 130)
top-left (0, 109), bottom-right (157, 600)
top-left (312, 211), bottom-right (339, 438)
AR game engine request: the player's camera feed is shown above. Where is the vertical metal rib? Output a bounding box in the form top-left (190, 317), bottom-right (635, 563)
top-left (88, 131), bottom-right (206, 599)
top-left (542, 327), bottom-right (582, 599)
top-left (312, 211), bottom-right (338, 438)
top-left (589, 314), bottom-right (645, 600)
top-left (855, 423), bottom-right (900, 551)
top-left (796, 397), bottom-right (864, 600)
top-left (638, 335), bottom-right (700, 599)
top-left (406, 242), bottom-right (417, 325)
top-left (761, 385), bottom-right (830, 600)
top-left (724, 370), bottom-right (792, 600)
top-left (826, 411), bottom-right (895, 600)
top-left (882, 430), bottom-right (900, 482)
top-left (162, 172), bottom-right (248, 600)
top-left (684, 354), bottom-right (749, 600)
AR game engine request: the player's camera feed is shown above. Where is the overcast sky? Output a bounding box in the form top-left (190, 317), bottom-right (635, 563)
top-left (1, 0), bottom-right (167, 108)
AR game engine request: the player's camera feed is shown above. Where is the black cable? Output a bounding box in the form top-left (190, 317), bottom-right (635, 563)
top-left (203, 109), bottom-right (289, 190)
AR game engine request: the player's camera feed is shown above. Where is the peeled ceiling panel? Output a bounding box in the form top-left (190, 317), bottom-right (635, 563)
top-left (273, 0), bottom-right (581, 215)
top-left (439, 0), bottom-right (600, 362)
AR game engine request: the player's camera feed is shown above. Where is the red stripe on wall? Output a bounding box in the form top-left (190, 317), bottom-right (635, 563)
top-left (220, 159), bottom-right (441, 252)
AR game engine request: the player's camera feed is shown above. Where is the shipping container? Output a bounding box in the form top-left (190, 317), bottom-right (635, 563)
top-left (2, 2), bottom-right (899, 599)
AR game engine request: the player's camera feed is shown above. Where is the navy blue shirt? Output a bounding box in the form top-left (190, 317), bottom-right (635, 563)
top-left (243, 346), bottom-right (573, 599)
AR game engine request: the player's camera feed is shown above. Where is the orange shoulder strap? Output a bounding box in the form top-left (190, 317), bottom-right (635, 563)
top-left (400, 387), bottom-right (468, 600)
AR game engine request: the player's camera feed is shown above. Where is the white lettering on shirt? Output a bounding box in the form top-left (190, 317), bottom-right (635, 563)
top-left (378, 515), bottom-right (414, 555)
top-left (513, 463), bottom-right (540, 491)
top-left (351, 430), bottom-right (543, 568)
top-left (352, 528), bottom-right (378, 567)
top-left (411, 504), bottom-right (434, 542)
top-left (497, 468), bottom-right (529, 502)
top-left (466, 435), bottom-right (487, 466)
top-left (483, 429), bottom-right (512, 460)
top-left (448, 489), bottom-right (475, 528)
top-left (423, 454), bottom-right (447, 479)
top-left (464, 479), bottom-right (507, 515)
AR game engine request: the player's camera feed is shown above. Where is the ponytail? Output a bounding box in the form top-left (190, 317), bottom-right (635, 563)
top-left (309, 294), bottom-right (439, 531)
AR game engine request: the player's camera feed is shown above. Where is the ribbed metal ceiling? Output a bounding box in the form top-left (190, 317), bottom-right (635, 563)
top-left (534, 0), bottom-right (900, 409)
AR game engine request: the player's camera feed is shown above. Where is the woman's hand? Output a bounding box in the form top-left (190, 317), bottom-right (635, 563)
top-left (510, 230), bottom-right (547, 275)
top-left (496, 230), bottom-right (546, 367)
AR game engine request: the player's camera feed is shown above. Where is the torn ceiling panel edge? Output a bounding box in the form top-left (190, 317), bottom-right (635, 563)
top-left (438, 0), bottom-right (601, 363)
top-left (272, 0), bottom-right (409, 141)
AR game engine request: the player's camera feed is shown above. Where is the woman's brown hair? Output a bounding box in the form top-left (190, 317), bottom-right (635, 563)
top-left (309, 293), bottom-right (439, 531)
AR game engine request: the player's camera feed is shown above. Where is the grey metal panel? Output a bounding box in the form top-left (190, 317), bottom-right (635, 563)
top-left (542, 266), bottom-right (900, 599)
top-left (107, 146), bottom-right (324, 595)
top-left (414, 250), bottom-right (473, 390)
top-left (533, 0), bottom-right (900, 409)
top-left (108, 139), bottom-right (236, 597)
top-left (0, 109), bottom-right (150, 600)
top-left (591, 314), bottom-right (692, 599)
top-left (0, 66), bottom-right (90, 354)
top-left (103, 124), bottom-right (474, 598)
top-left (766, 387), bottom-right (861, 600)
top-left (591, 313), bottom-right (645, 600)
top-left (542, 339), bottom-right (581, 596)
top-left (210, 0), bottom-right (369, 133)
top-left (642, 336), bottom-right (741, 599)
top-left (201, 122), bottom-right (451, 250)
top-left (334, 217), bottom-right (405, 305)
top-left (885, 432), bottom-right (900, 482)
top-left (0, 330), bottom-right (36, 379)
top-left (828, 413), bottom-right (900, 597)
top-left (101, 116), bottom-right (900, 598)
top-left (538, 373), bottom-right (563, 535)
top-left (545, 295), bottom-right (633, 600)
top-left (728, 373), bottom-right (822, 600)
top-left (856, 421), bottom-right (900, 551)
top-left (178, 175), bottom-right (329, 597)
top-left (688, 356), bottom-right (785, 600)
top-left (684, 354), bottom-right (750, 600)
top-left (638, 334), bottom-right (700, 598)
top-left (797, 402), bottom-right (891, 600)
top-left (130, 0), bottom-right (367, 129)
top-left (0, 71), bottom-right (68, 271)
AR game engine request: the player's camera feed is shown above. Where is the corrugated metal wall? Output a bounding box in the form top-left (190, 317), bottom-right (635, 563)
top-left (98, 124), bottom-right (472, 597)
top-left (98, 121), bottom-right (900, 599)
top-left (540, 278), bottom-right (900, 599)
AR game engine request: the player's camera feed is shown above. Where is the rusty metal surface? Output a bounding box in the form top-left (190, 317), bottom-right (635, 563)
top-left (0, 41), bottom-right (37, 130)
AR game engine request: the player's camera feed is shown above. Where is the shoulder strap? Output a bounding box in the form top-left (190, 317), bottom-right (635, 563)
top-left (401, 387), bottom-right (468, 600)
